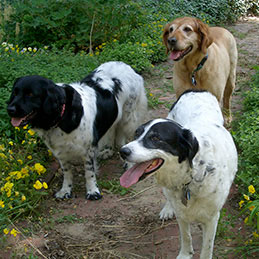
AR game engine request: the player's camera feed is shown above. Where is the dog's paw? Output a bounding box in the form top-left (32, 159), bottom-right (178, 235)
top-left (176, 251), bottom-right (193, 259)
top-left (55, 189), bottom-right (72, 199)
top-left (159, 202), bottom-right (174, 220)
top-left (86, 191), bottom-right (102, 200)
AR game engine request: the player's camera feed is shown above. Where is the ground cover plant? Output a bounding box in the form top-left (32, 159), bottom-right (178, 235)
top-left (0, 0), bottom-right (258, 257)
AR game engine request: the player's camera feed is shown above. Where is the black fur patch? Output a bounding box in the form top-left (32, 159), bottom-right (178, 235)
top-left (58, 84), bottom-right (84, 133)
top-left (81, 73), bottom-right (120, 146)
top-left (141, 121), bottom-right (199, 166)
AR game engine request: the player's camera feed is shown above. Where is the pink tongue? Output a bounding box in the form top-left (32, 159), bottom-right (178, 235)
top-left (11, 117), bottom-right (24, 127)
top-left (170, 50), bottom-right (182, 60)
top-left (120, 161), bottom-right (152, 188)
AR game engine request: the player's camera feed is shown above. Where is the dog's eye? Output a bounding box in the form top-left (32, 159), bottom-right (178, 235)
top-left (134, 127), bottom-right (144, 139)
top-left (183, 27), bottom-right (192, 32)
top-left (150, 135), bottom-right (160, 142)
top-left (169, 27), bottom-right (174, 33)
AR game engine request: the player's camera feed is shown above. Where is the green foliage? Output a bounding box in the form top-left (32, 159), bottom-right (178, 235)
top-left (1, 0), bottom-right (143, 50)
top-left (233, 68), bottom-right (259, 191)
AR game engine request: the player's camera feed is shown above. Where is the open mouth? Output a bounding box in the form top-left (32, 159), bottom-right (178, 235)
top-left (120, 158), bottom-right (164, 188)
top-left (169, 46), bottom-right (192, 61)
top-left (11, 111), bottom-right (36, 127)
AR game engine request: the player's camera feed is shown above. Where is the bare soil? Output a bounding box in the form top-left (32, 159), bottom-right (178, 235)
top-left (1, 17), bottom-right (259, 259)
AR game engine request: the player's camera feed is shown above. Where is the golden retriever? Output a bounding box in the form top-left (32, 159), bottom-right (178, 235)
top-left (163, 17), bottom-right (238, 123)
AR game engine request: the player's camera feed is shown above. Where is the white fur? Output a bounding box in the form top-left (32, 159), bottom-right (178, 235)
top-left (121, 91), bottom-right (237, 259)
top-left (36, 61), bottom-right (147, 199)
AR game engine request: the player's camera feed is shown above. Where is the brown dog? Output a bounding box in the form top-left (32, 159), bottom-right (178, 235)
top-left (163, 17), bottom-right (237, 122)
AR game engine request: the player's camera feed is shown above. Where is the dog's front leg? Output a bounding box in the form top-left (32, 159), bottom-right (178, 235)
top-left (200, 212), bottom-right (219, 259)
top-left (84, 151), bottom-right (102, 200)
top-left (55, 161), bottom-right (73, 199)
top-left (176, 218), bottom-right (194, 259)
top-left (159, 187), bottom-right (174, 220)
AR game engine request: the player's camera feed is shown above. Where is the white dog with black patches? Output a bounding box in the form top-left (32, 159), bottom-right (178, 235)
top-left (120, 90), bottom-right (237, 259)
top-left (7, 61), bottom-right (147, 201)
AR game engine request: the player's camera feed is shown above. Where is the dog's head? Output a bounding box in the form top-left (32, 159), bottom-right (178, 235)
top-left (163, 17), bottom-right (213, 61)
top-left (7, 75), bottom-right (66, 130)
top-left (120, 119), bottom-right (199, 188)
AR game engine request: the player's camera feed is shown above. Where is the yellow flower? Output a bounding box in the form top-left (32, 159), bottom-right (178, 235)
top-left (28, 47), bottom-right (32, 52)
top-left (21, 195), bottom-right (26, 201)
top-left (27, 155), bottom-right (32, 160)
top-left (253, 231), bottom-right (259, 239)
top-left (141, 43), bottom-right (147, 47)
top-left (243, 194), bottom-right (250, 201)
top-left (3, 228), bottom-right (9, 234)
top-left (21, 167), bottom-right (29, 177)
top-left (113, 39), bottom-right (117, 42)
top-left (15, 191), bottom-right (19, 196)
top-left (239, 200), bottom-right (244, 208)
top-left (23, 124), bottom-right (29, 129)
top-left (0, 153), bottom-right (7, 159)
top-left (17, 159), bottom-right (23, 165)
top-left (34, 163), bottom-right (46, 174)
top-left (248, 185), bottom-right (255, 194)
top-left (43, 182), bottom-right (48, 189)
top-left (22, 140), bottom-right (25, 144)
top-left (33, 180), bottom-right (43, 190)
top-left (0, 200), bottom-right (5, 208)
top-left (9, 141), bottom-right (13, 146)
top-left (244, 217), bottom-right (249, 224)
top-left (33, 48), bottom-right (37, 53)
top-left (27, 129), bottom-right (35, 136)
top-left (0, 144), bottom-right (5, 151)
top-left (10, 228), bottom-right (19, 237)
top-left (48, 150), bottom-right (52, 157)
top-left (249, 205), bottom-right (255, 211)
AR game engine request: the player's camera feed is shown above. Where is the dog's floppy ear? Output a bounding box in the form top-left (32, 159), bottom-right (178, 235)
top-left (196, 19), bottom-right (213, 54)
top-left (163, 23), bottom-right (171, 54)
top-left (42, 80), bottom-right (64, 115)
top-left (179, 129), bottom-right (199, 167)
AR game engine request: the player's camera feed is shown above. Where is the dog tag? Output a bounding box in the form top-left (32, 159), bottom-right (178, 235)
top-left (191, 75), bottom-right (197, 86)
top-left (181, 186), bottom-right (191, 206)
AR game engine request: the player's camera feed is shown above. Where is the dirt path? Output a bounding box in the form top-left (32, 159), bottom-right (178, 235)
top-left (2, 17), bottom-right (259, 259)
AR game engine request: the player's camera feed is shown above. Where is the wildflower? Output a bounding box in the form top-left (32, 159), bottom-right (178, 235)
top-left (95, 51), bottom-right (100, 55)
top-left (28, 47), bottom-right (32, 52)
top-left (43, 182), bottom-right (48, 189)
top-left (23, 124), bottom-right (29, 130)
top-left (27, 129), bottom-right (35, 136)
top-left (33, 180), bottom-right (43, 190)
top-left (149, 93), bottom-right (153, 97)
top-left (3, 228), bottom-right (9, 234)
top-left (113, 39), bottom-right (117, 42)
top-left (44, 46), bottom-right (48, 50)
top-left (243, 194), bottom-right (250, 201)
top-left (34, 163), bottom-right (46, 174)
top-left (15, 127), bottom-right (20, 131)
top-left (248, 185), bottom-right (255, 194)
top-left (9, 141), bottom-right (13, 146)
top-left (27, 155), bottom-right (32, 160)
top-left (0, 144), bottom-right (5, 151)
top-left (17, 159), bottom-right (23, 165)
top-left (10, 228), bottom-right (19, 237)
top-left (2, 42), bottom-right (7, 47)
top-left (5, 47), bottom-right (9, 52)
top-left (253, 231), bottom-right (259, 239)
top-left (21, 195), bottom-right (26, 201)
top-left (33, 48), bottom-right (37, 53)
top-left (249, 205), bottom-right (255, 211)
top-left (0, 153), bottom-right (7, 159)
top-left (0, 200), bottom-right (5, 208)
top-left (239, 200), bottom-right (244, 208)
top-left (244, 217), bottom-right (249, 224)
top-left (141, 43), bottom-right (147, 47)
top-left (21, 167), bottom-right (29, 177)
top-left (15, 191), bottom-right (19, 196)
top-left (22, 140), bottom-right (25, 144)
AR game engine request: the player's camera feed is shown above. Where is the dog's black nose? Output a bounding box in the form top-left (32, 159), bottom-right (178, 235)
top-left (7, 106), bottom-right (16, 116)
top-left (168, 37), bottom-right (177, 46)
top-left (120, 147), bottom-right (131, 160)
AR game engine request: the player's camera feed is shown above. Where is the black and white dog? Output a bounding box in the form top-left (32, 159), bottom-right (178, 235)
top-left (120, 90), bottom-right (237, 259)
top-left (7, 61), bottom-right (147, 200)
